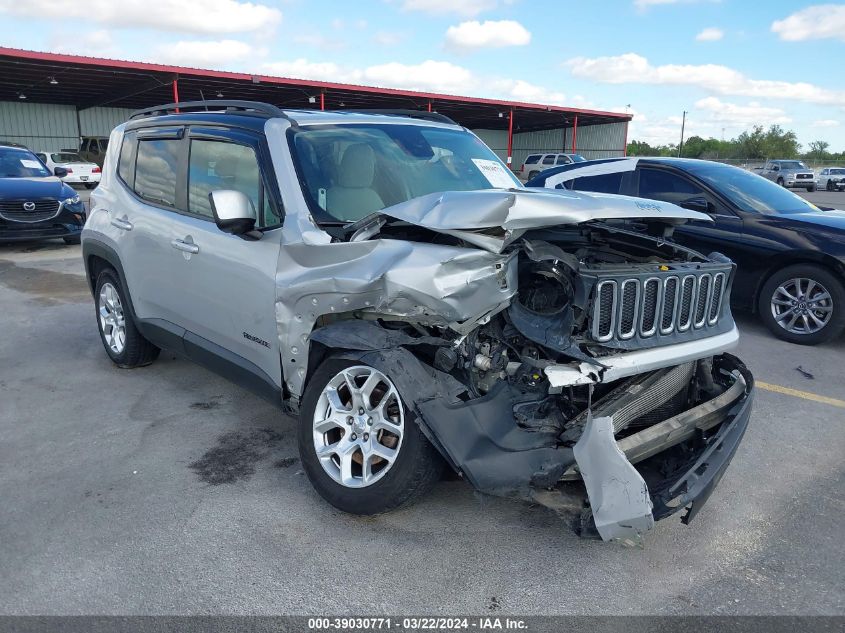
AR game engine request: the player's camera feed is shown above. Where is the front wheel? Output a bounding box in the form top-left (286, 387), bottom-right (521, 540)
top-left (94, 268), bottom-right (160, 367)
top-left (777, 177), bottom-right (785, 187)
top-left (826, 179), bottom-right (835, 192)
top-left (298, 358), bottom-right (443, 514)
top-left (759, 264), bottom-right (845, 345)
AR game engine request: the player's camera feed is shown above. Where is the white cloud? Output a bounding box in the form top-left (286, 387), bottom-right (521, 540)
top-left (260, 58), bottom-right (474, 94)
top-left (694, 97), bottom-right (791, 125)
top-left (445, 20), bottom-right (531, 51)
top-left (634, 0), bottom-right (720, 10)
top-left (261, 59), bottom-right (348, 83)
top-left (772, 5), bottom-right (845, 42)
top-left (695, 27), bottom-right (724, 41)
top-left (565, 53), bottom-right (845, 106)
top-left (490, 79), bottom-right (566, 105)
top-left (373, 31), bottom-right (404, 46)
top-left (153, 39), bottom-right (256, 68)
top-left (400, 0), bottom-right (497, 17)
top-left (812, 119), bottom-right (841, 128)
top-left (363, 60), bottom-right (475, 93)
top-left (49, 30), bottom-right (119, 57)
top-left (0, 0), bottom-right (281, 35)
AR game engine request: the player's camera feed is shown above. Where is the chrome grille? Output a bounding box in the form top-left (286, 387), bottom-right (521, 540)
top-left (0, 199), bottom-right (61, 223)
top-left (591, 268), bottom-right (730, 344)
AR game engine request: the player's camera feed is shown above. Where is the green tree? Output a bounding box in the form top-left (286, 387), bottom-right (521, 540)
top-left (807, 140), bottom-right (831, 160)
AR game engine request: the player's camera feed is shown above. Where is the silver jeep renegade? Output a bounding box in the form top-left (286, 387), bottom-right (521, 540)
top-left (82, 101), bottom-right (754, 543)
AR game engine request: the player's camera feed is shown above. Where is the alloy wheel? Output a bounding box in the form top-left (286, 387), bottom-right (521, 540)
top-left (770, 277), bottom-right (834, 336)
top-left (312, 365), bottom-right (405, 488)
top-left (98, 282), bottom-right (126, 354)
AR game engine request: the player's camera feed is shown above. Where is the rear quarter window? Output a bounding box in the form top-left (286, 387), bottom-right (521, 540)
top-left (117, 132), bottom-right (138, 189)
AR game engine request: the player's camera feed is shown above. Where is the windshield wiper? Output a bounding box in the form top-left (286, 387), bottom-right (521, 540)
top-left (324, 212), bottom-right (389, 242)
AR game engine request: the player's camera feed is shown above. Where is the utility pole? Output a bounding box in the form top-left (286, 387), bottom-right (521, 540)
top-left (677, 110), bottom-right (687, 157)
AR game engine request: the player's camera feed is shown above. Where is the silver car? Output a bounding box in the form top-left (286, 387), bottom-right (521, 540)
top-left (81, 101), bottom-right (754, 544)
top-left (818, 167), bottom-right (845, 192)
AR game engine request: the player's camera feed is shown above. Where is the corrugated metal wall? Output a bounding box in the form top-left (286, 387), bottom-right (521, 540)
top-left (473, 121), bottom-right (627, 169)
top-left (0, 101), bottom-right (132, 151)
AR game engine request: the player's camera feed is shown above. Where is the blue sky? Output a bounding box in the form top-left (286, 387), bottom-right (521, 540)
top-left (1, 0), bottom-right (843, 150)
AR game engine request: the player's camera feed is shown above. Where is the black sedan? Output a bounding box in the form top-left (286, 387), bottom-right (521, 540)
top-left (526, 157), bottom-right (845, 345)
top-left (0, 143), bottom-right (86, 244)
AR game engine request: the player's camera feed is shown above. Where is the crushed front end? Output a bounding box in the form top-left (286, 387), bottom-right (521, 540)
top-left (301, 190), bottom-right (754, 544)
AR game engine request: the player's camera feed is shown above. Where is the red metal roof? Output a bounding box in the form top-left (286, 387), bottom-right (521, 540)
top-left (0, 47), bottom-right (631, 132)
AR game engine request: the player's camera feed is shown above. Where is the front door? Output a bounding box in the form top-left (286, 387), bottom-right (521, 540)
top-left (163, 127), bottom-right (284, 390)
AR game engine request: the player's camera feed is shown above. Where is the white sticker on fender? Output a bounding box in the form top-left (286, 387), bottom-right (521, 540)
top-left (472, 159), bottom-right (516, 188)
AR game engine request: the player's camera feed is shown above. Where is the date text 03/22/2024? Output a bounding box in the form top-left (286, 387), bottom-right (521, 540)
top-left (307, 617), bottom-right (528, 631)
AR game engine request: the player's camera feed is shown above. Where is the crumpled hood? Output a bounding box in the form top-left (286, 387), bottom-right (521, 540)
top-left (379, 188), bottom-right (711, 252)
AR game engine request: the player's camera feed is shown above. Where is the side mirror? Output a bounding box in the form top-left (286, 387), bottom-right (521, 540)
top-left (680, 196), bottom-right (712, 214)
top-left (209, 190), bottom-right (258, 238)
top-left (53, 166), bottom-right (68, 177)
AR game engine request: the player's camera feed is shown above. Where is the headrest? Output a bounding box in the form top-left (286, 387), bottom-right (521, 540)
top-left (338, 143), bottom-right (376, 188)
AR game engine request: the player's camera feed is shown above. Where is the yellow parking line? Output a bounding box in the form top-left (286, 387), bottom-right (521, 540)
top-left (757, 381), bottom-right (845, 409)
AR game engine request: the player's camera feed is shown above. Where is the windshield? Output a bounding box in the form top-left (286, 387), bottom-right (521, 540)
top-left (0, 147), bottom-right (51, 178)
top-left (571, 154), bottom-right (587, 163)
top-left (51, 152), bottom-right (84, 163)
top-left (777, 161), bottom-right (808, 170)
top-left (289, 123), bottom-right (521, 223)
top-left (830, 168), bottom-right (845, 175)
top-left (686, 162), bottom-right (819, 214)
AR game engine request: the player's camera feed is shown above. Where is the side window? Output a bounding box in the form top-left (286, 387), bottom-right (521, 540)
top-left (542, 155), bottom-right (556, 165)
top-left (556, 155), bottom-right (570, 165)
top-left (639, 168), bottom-right (705, 205)
top-left (188, 139), bottom-right (278, 227)
top-left (524, 155), bottom-right (540, 165)
top-left (572, 172), bottom-right (623, 195)
top-left (134, 138), bottom-right (181, 207)
top-left (90, 140), bottom-right (101, 156)
top-left (821, 169), bottom-right (829, 175)
top-left (35, 153), bottom-right (47, 163)
top-left (117, 131), bottom-right (138, 188)
top-left (80, 139), bottom-right (89, 152)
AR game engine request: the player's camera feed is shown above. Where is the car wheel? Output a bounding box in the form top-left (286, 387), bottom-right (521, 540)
top-left (94, 268), bottom-right (160, 367)
top-left (776, 177), bottom-right (785, 187)
top-left (84, 183), bottom-right (97, 190)
top-left (528, 170), bottom-right (539, 179)
top-left (759, 264), bottom-right (845, 345)
top-left (807, 184), bottom-right (815, 192)
top-left (63, 235), bottom-right (81, 245)
top-left (298, 357), bottom-right (444, 515)
top-left (827, 179), bottom-right (835, 192)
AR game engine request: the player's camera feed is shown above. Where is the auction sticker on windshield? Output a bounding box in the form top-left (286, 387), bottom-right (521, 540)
top-left (472, 158), bottom-right (516, 188)
top-left (20, 159), bottom-right (42, 169)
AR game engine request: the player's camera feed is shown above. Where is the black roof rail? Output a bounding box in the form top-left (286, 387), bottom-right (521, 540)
top-left (343, 109), bottom-right (459, 126)
top-left (129, 100), bottom-right (289, 121)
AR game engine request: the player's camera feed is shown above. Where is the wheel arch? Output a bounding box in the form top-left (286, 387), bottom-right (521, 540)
top-left (82, 238), bottom-right (139, 321)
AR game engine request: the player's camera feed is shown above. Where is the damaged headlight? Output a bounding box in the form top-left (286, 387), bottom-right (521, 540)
top-left (516, 261), bottom-right (573, 315)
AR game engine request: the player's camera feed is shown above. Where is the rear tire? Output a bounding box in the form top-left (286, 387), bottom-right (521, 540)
top-left (298, 357), bottom-right (443, 515)
top-left (528, 170), bottom-right (539, 179)
top-left (758, 264), bottom-right (845, 345)
top-left (94, 268), bottom-right (160, 367)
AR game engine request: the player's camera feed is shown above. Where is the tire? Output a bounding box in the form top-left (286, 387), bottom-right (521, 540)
top-left (84, 183), bottom-right (97, 190)
top-left (826, 179), bottom-right (835, 192)
top-left (776, 177), bottom-right (785, 187)
top-left (807, 184), bottom-right (815, 192)
top-left (758, 264), bottom-right (845, 345)
top-left (298, 357), bottom-right (444, 515)
top-left (63, 234), bottom-right (81, 245)
top-left (94, 268), bottom-right (160, 367)
top-left (528, 170), bottom-right (539, 179)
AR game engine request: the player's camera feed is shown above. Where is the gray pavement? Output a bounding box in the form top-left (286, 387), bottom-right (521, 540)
top-left (0, 240), bottom-right (843, 616)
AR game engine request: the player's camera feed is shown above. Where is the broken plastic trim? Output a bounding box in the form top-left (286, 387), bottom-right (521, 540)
top-left (545, 326), bottom-right (740, 388)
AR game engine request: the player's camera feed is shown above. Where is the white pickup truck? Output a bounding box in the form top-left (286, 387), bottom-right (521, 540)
top-left (756, 160), bottom-right (816, 191)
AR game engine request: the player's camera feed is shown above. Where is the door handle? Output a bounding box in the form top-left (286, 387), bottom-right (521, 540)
top-left (110, 217), bottom-right (133, 231)
top-left (171, 239), bottom-right (199, 254)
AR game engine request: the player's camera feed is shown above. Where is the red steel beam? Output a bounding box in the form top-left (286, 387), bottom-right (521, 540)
top-left (507, 109), bottom-right (514, 168)
top-left (572, 115), bottom-right (578, 153)
top-left (172, 78), bottom-right (179, 112)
